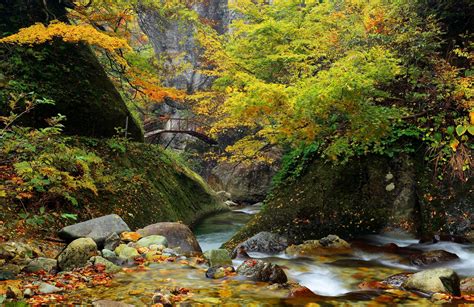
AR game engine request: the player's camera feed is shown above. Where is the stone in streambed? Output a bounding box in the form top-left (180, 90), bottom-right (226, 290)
top-left (137, 222), bottom-right (201, 254)
top-left (237, 259), bottom-right (287, 284)
top-left (93, 300), bottom-right (134, 307)
top-left (58, 214), bottom-right (130, 246)
top-left (232, 232), bottom-right (288, 258)
top-left (38, 282), bottom-right (63, 294)
top-left (206, 265), bottom-right (235, 279)
top-left (24, 257), bottom-right (57, 273)
top-left (286, 235), bottom-right (350, 257)
top-left (57, 238), bottom-right (98, 271)
top-left (137, 235), bottom-right (168, 248)
top-left (120, 232), bottom-right (142, 242)
top-left (0, 241), bottom-right (39, 265)
top-left (382, 272), bottom-right (413, 288)
top-left (461, 277), bottom-right (474, 294)
top-left (409, 250), bottom-right (459, 266)
top-left (114, 244), bottom-right (139, 260)
top-left (402, 268), bottom-right (461, 296)
top-left (104, 233), bottom-right (121, 251)
top-left (88, 256), bottom-right (121, 273)
top-left (203, 249), bottom-right (232, 267)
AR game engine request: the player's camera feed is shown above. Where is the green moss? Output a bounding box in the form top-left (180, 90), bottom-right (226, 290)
top-left (76, 140), bottom-right (227, 229)
top-left (224, 153), bottom-right (421, 250)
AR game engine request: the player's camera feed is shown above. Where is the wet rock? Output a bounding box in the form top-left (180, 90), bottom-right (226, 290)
top-left (152, 290), bottom-right (172, 306)
top-left (286, 235), bottom-right (350, 257)
top-left (120, 232), bottom-right (142, 243)
top-left (234, 246), bottom-right (251, 260)
top-left (58, 214), bottom-right (130, 246)
top-left (419, 234), bottom-right (471, 244)
top-left (288, 285), bottom-right (318, 298)
top-left (23, 288), bottom-right (33, 297)
top-left (382, 272), bottom-right (413, 288)
top-left (237, 259), bottom-right (287, 284)
top-left (101, 249), bottom-right (117, 259)
top-left (38, 282), bottom-right (63, 294)
top-left (216, 191), bottom-right (232, 202)
top-left (114, 244), bottom-right (139, 260)
top-left (88, 256), bottom-right (121, 273)
top-left (92, 300), bottom-right (134, 307)
top-left (402, 268), bottom-right (461, 296)
top-left (137, 222), bottom-right (201, 254)
top-left (104, 232), bottom-right (121, 251)
top-left (225, 200), bottom-right (239, 207)
top-left (24, 257), bottom-right (57, 273)
top-left (203, 249), bottom-right (232, 267)
top-left (57, 238), bottom-right (98, 271)
top-left (232, 232), bottom-right (288, 258)
top-left (205, 265), bottom-right (235, 279)
top-left (410, 250), bottom-right (459, 266)
top-left (319, 235), bottom-right (351, 248)
top-left (0, 264), bottom-right (22, 280)
top-left (461, 277), bottom-right (474, 294)
top-left (137, 235), bottom-right (168, 248)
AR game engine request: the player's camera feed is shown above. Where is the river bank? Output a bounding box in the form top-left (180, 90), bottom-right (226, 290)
top-left (2, 207), bottom-right (474, 305)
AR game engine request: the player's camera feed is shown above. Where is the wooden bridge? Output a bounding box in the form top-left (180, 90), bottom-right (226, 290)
top-left (144, 117), bottom-right (218, 145)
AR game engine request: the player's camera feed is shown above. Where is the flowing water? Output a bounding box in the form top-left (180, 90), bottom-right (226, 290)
top-left (73, 206), bottom-right (474, 305)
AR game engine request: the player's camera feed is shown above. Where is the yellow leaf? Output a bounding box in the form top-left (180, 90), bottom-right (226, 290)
top-left (450, 139), bottom-right (459, 152)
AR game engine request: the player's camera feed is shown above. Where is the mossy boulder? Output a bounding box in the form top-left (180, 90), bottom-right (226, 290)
top-left (225, 154), bottom-right (418, 249)
top-left (0, 0), bottom-right (143, 140)
top-left (57, 238), bottom-right (98, 271)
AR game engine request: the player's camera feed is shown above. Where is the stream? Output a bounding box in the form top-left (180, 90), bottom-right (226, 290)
top-left (73, 206), bottom-right (474, 305)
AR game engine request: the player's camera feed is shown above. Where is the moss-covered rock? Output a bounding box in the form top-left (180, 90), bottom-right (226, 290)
top-left (78, 141), bottom-right (227, 230)
top-left (225, 154), bottom-right (419, 249)
top-left (0, 0), bottom-right (143, 140)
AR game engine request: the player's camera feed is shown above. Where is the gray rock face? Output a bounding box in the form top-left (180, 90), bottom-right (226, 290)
top-left (402, 268), bottom-right (461, 296)
top-left (410, 250), bottom-right (460, 266)
top-left (57, 238), bottom-right (98, 271)
top-left (137, 0), bottom-right (228, 93)
top-left (25, 257), bottom-right (57, 273)
top-left (137, 222), bottom-right (202, 254)
top-left (232, 232), bottom-right (288, 258)
top-left (237, 259), bottom-right (287, 284)
top-left (58, 215), bottom-right (130, 247)
top-left (209, 161), bottom-right (280, 204)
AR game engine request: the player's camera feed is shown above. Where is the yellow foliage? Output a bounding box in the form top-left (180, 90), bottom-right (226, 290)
top-left (0, 22), bottom-right (130, 52)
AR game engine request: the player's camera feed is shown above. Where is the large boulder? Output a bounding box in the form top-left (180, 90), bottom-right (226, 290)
top-left (231, 232), bottom-right (288, 258)
top-left (137, 222), bottom-right (201, 254)
top-left (402, 268), bottom-right (461, 296)
top-left (58, 215), bottom-right (130, 247)
top-left (226, 154), bottom-right (420, 249)
top-left (409, 250), bottom-right (459, 266)
top-left (57, 238), bottom-right (98, 271)
top-left (237, 259), bottom-right (287, 284)
top-left (0, 1), bottom-right (143, 140)
top-left (209, 161), bottom-right (280, 204)
top-left (203, 249), bottom-right (232, 267)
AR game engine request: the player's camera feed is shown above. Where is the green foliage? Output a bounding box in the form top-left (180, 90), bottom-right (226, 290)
top-left (196, 0), bottom-right (472, 180)
top-left (1, 93), bottom-right (108, 207)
